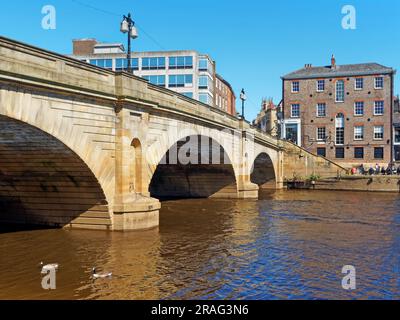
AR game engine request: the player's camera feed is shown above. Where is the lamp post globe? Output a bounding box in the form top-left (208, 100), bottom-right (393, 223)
top-left (120, 20), bottom-right (129, 33)
top-left (120, 13), bottom-right (138, 73)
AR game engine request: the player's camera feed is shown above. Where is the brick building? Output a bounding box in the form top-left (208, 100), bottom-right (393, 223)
top-left (215, 74), bottom-right (236, 116)
top-left (282, 56), bottom-right (396, 167)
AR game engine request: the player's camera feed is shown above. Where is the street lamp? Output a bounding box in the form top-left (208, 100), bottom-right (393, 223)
top-left (240, 88), bottom-right (247, 120)
top-left (120, 13), bottom-right (138, 73)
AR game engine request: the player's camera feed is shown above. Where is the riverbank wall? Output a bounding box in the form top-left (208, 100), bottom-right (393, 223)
top-left (287, 176), bottom-right (400, 193)
top-left (282, 141), bottom-right (348, 180)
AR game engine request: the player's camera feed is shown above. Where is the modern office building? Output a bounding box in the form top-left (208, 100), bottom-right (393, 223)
top-left (281, 55), bottom-right (396, 167)
top-left (70, 39), bottom-right (236, 115)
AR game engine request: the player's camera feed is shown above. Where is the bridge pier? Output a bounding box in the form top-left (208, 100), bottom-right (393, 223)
top-left (237, 178), bottom-right (259, 199)
top-left (113, 196), bottom-right (160, 231)
top-left (112, 107), bottom-right (161, 231)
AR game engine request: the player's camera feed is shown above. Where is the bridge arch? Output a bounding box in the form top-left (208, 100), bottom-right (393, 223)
top-left (149, 134), bottom-right (238, 199)
top-left (0, 86), bottom-right (115, 229)
top-left (0, 115), bottom-right (111, 228)
top-left (250, 152), bottom-right (277, 190)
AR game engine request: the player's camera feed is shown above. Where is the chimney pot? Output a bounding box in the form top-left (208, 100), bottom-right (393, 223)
top-left (331, 54), bottom-right (336, 68)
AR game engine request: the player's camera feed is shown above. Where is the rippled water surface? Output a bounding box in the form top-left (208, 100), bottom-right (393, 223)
top-left (1, 190), bottom-right (400, 300)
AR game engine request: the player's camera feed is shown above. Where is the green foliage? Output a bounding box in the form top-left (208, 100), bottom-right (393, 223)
top-left (308, 173), bottom-right (321, 182)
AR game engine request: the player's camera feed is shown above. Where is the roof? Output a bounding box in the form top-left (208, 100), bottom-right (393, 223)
top-left (282, 63), bottom-right (395, 80)
top-left (94, 43), bottom-right (124, 48)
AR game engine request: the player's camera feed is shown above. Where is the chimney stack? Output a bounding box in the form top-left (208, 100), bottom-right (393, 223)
top-left (331, 54), bottom-right (336, 68)
top-left (73, 39), bottom-right (97, 56)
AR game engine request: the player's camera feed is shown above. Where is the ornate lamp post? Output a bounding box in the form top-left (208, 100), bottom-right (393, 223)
top-left (240, 88), bottom-right (247, 120)
top-left (120, 13), bottom-right (138, 73)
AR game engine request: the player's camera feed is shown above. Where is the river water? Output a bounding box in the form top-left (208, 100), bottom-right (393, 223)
top-left (0, 190), bottom-right (399, 300)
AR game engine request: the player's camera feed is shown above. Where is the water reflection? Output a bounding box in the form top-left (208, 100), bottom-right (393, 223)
top-left (0, 190), bottom-right (399, 300)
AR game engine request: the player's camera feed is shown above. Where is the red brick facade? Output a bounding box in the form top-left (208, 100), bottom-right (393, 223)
top-left (215, 74), bottom-right (236, 116)
top-left (282, 62), bottom-right (395, 167)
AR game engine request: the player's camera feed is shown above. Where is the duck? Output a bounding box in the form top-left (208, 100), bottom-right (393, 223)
top-left (40, 262), bottom-right (59, 273)
top-left (92, 267), bottom-right (112, 279)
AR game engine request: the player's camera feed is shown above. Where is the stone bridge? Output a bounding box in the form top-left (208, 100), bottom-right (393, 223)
top-left (0, 37), bottom-right (346, 231)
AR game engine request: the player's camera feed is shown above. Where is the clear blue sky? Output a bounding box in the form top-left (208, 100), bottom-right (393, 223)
top-left (0, 0), bottom-right (399, 120)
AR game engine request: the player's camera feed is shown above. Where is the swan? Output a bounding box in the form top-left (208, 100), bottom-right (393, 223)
top-left (92, 267), bottom-right (112, 279)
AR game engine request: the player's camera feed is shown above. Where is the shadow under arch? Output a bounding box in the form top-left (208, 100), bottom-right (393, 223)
top-left (0, 115), bottom-right (110, 230)
top-left (250, 152), bottom-right (277, 190)
top-left (149, 135), bottom-right (238, 200)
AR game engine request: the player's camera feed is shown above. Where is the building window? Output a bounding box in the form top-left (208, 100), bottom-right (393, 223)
top-left (291, 104), bottom-right (300, 118)
top-left (317, 127), bottom-right (327, 141)
top-left (374, 147), bottom-right (384, 160)
top-left (354, 126), bottom-right (364, 140)
top-left (142, 57), bottom-right (165, 70)
top-left (199, 75), bottom-right (210, 89)
top-left (142, 75), bottom-right (166, 87)
top-left (395, 128), bottom-right (400, 143)
top-left (182, 92), bottom-right (193, 99)
top-left (169, 56), bottom-right (193, 69)
top-left (115, 58), bottom-right (139, 71)
top-left (199, 93), bottom-right (213, 106)
top-left (355, 78), bottom-right (364, 90)
top-left (168, 74), bottom-right (193, 88)
top-left (355, 147), bottom-right (364, 159)
top-left (354, 102), bottom-right (364, 116)
top-left (89, 59), bottom-right (113, 69)
top-left (336, 80), bottom-right (345, 102)
top-left (374, 126), bottom-right (384, 140)
top-left (285, 123), bottom-right (299, 145)
top-left (317, 80), bottom-right (325, 92)
top-left (375, 77), bottom-right (384, 89)
top-left (335, 113), bottom-right (345, 145)
top-left (336, 147), bottom-right (345, 159)
top-left (292, 81), bottom-right (300, 93)
top-left (317, 103), bottom-right (326, 117)
top-left (317, 148), bottom-right (326, 157)
top-left (198, 59), bottom-right (208, 71)
top-left (374, 101), bottom-right (384, 115)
